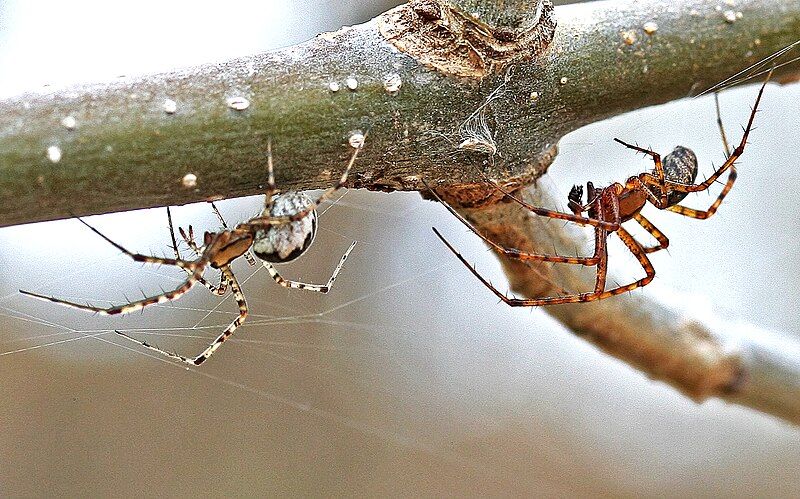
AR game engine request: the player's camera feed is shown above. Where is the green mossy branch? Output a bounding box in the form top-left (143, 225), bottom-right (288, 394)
top-left (0, 0), bottom-right (798, 227)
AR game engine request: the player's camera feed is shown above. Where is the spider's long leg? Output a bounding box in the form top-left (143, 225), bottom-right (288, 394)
top-left (436, 225), bottom-right (654, 306)
top-left (632, 213), bottom-right (670, 253)
top-left (167, 208), bottom-right (220, 294)
top-left (21, 264), bottom-right (206, 316)
top-left (263, 138), bottom-right (278, 210)
top-left (241, 142), bottom-right (363, 230)
top-left (75, 217), bottom-right (200, 271)
top-left (715, 92), bottom-right (733, 159)
top-left (115, 266), bottom-right (247, 366)
top-left (664, 71), bottom-right (770, 193)
top-left (613, 139), bottom-right (669, 207)
top-left (667, 167), bottom-right (737, 219)
top-left (482, 180), bottom-right (621, 231)
top-left (429, 187), bottom-right (604, 265)
top-left (263, 241), bottom-right (357, 293)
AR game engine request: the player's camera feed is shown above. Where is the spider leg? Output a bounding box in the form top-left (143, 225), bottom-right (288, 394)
top-left (664, 71), bottom-right (770, 194)
top-left (262, 240), bottom-right (357, 293)
top-left (167, 208), bottom-right (221, 294)
top-left (666, 166), bottom-right (737, 219)
top-left (74, 217), bottom-right (200, 271)
top-left (116, 266), bottom-right (247, 366)
top-left (435, 221), bottom-right (656, 305)
top-left (632, 213), bottom-right (669, 253)
top-left (428, 182), bottom-right (606, 265)
top-left (714, 92), bottom-right (733, 159)
top-left (241, 141), bottom-right (363, 230)
top-left (613, 138), bottom-right (669, 206)
top-left (20, 264), bottom-right (206, 315)
top-left (482, 179), bottom-right (621, 231)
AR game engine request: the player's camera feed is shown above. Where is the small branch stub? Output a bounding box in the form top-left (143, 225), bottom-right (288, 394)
top-left (379, 0), bottom-right (556, 78)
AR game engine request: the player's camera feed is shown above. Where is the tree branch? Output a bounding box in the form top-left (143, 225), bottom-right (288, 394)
top-left (451, 184), bottom-right (800, 425)
top-left (0, 0), bottom-right (798, 227)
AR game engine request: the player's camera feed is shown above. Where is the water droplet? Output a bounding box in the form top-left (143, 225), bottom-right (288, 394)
top-left (47, 146), bottom-right (62, 163)
top-left (328, 81), bottom-right (340, 92)
top-left (345, 77), bottom-right (358, 91)
top-left (559, 77), bottom-right (568, 85)
top-left (348, 131), bottom-right (365, 149)
top-left (163, 99), bottom-right (177, 114)
top-left (621, 30), bottom-right (636, 45)
top-left (383, 73), bottom-right (402, 95)
top-left (61, 116), bottom-right (76, 130)
top-left (643, 21), bottom-right (658, 35)
top-left (182, 173), bottom-right (198, 188)
top-left (226, 96), bottom-right (250, 111)
top-left (723, 10), bottom-right (737, 23)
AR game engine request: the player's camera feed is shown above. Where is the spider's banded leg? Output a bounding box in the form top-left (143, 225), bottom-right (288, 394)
top-left (428, 186), bottom-right (604, 265)
top-left (435, 225), bottom-right (653, 306)
top-left (264, 139), bottom-right (278, 211)
top-left (485, 180), bottom-right (621, 231)
top-left (714, 92), bottom-right (733, 158)
top-left (613, 139), bottom-right (669, 207)
top-left (21, 263), bottom-right (207, 315)
top-left (167, 208), bottom-right (219, 294)
top-left (263, 241), bottom-right (357, 294)
top-left (71, 217), bottom-right (200, 271)
top-left (667, 167), bottom-right (737, 219)
top-left (664, 71), bottom-right (770, 194)
top-left (242, 143), bottom-right (363, 230)
top-left (632, 213), bottom-right (670, 253)
top-left (116, 266), bottom-right (247, 366)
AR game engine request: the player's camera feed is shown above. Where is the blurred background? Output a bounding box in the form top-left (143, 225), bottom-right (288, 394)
top-left (1, 0), bottom-right (799, 495)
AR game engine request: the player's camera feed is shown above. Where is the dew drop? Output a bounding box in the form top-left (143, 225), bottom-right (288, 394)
top-left (345, 77), bottom-right (359, 91)
top-left (643, 21), bottom-right (658, 35)
top-left (163, 99), bottom-right (177, 114)
top-left (328, 81), bottom-right (341, 92)
top-left (182, 173), bottom-right (198, 188)
top-left (47, 145), bottom-right (62, 163)
top-left (226, 96), bottom-right (250, 111)
top-left (61, 116), bottom-right (76, 130)
top-left (348, 131), bottom-right (365, 149)
top-left (383, 73), bottom-right (402, 95)
top-left (723, 10), bottom-right (737, 23)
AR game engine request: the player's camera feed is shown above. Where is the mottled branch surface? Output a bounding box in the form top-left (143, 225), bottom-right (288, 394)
top-left (1, 0), bottom-right (799, 227)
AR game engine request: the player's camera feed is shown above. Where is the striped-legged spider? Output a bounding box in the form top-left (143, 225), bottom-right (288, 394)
top-left (430, 74), bottom-right (770, 306)
top-left (21, 141), bottom-right (361, 365)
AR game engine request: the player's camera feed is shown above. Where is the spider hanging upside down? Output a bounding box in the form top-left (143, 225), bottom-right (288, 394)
top-left (21, 140), bottom-right (362, 365)
top-left (430, 73), bottom-right (771, 306)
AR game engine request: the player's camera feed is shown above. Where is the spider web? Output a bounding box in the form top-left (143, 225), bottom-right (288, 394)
top-left (3, 49), bottom-right (800, 499)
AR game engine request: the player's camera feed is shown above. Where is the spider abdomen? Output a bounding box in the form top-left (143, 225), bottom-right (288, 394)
top-left (649, 146), bottom-right (698, 206)
top-left (252, 191), bottom-right (318, 263)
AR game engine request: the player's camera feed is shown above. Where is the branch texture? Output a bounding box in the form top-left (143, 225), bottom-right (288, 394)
top-left (0, 0), bottom-right (799, 226)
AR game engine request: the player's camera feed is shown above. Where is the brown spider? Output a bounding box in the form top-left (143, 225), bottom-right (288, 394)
top-left (21, 141), bottom-right (362, 365)
top-left (430, 74), bottom-right (770, 306)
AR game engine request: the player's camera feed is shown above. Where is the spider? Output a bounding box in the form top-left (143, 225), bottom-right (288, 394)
top-left (21, 140), bottom-right (362, 365)
top-left (429, 74), bottom-right (770, 306)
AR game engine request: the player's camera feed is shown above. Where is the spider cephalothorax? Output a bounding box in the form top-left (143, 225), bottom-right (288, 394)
top-left (431, 73), bottom-right (770, 306)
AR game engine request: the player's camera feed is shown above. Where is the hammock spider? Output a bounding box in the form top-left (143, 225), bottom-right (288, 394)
top-left (21, 141), bottom-right (362, 365)
top-left (431, 74), bottom-right (770, 306)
